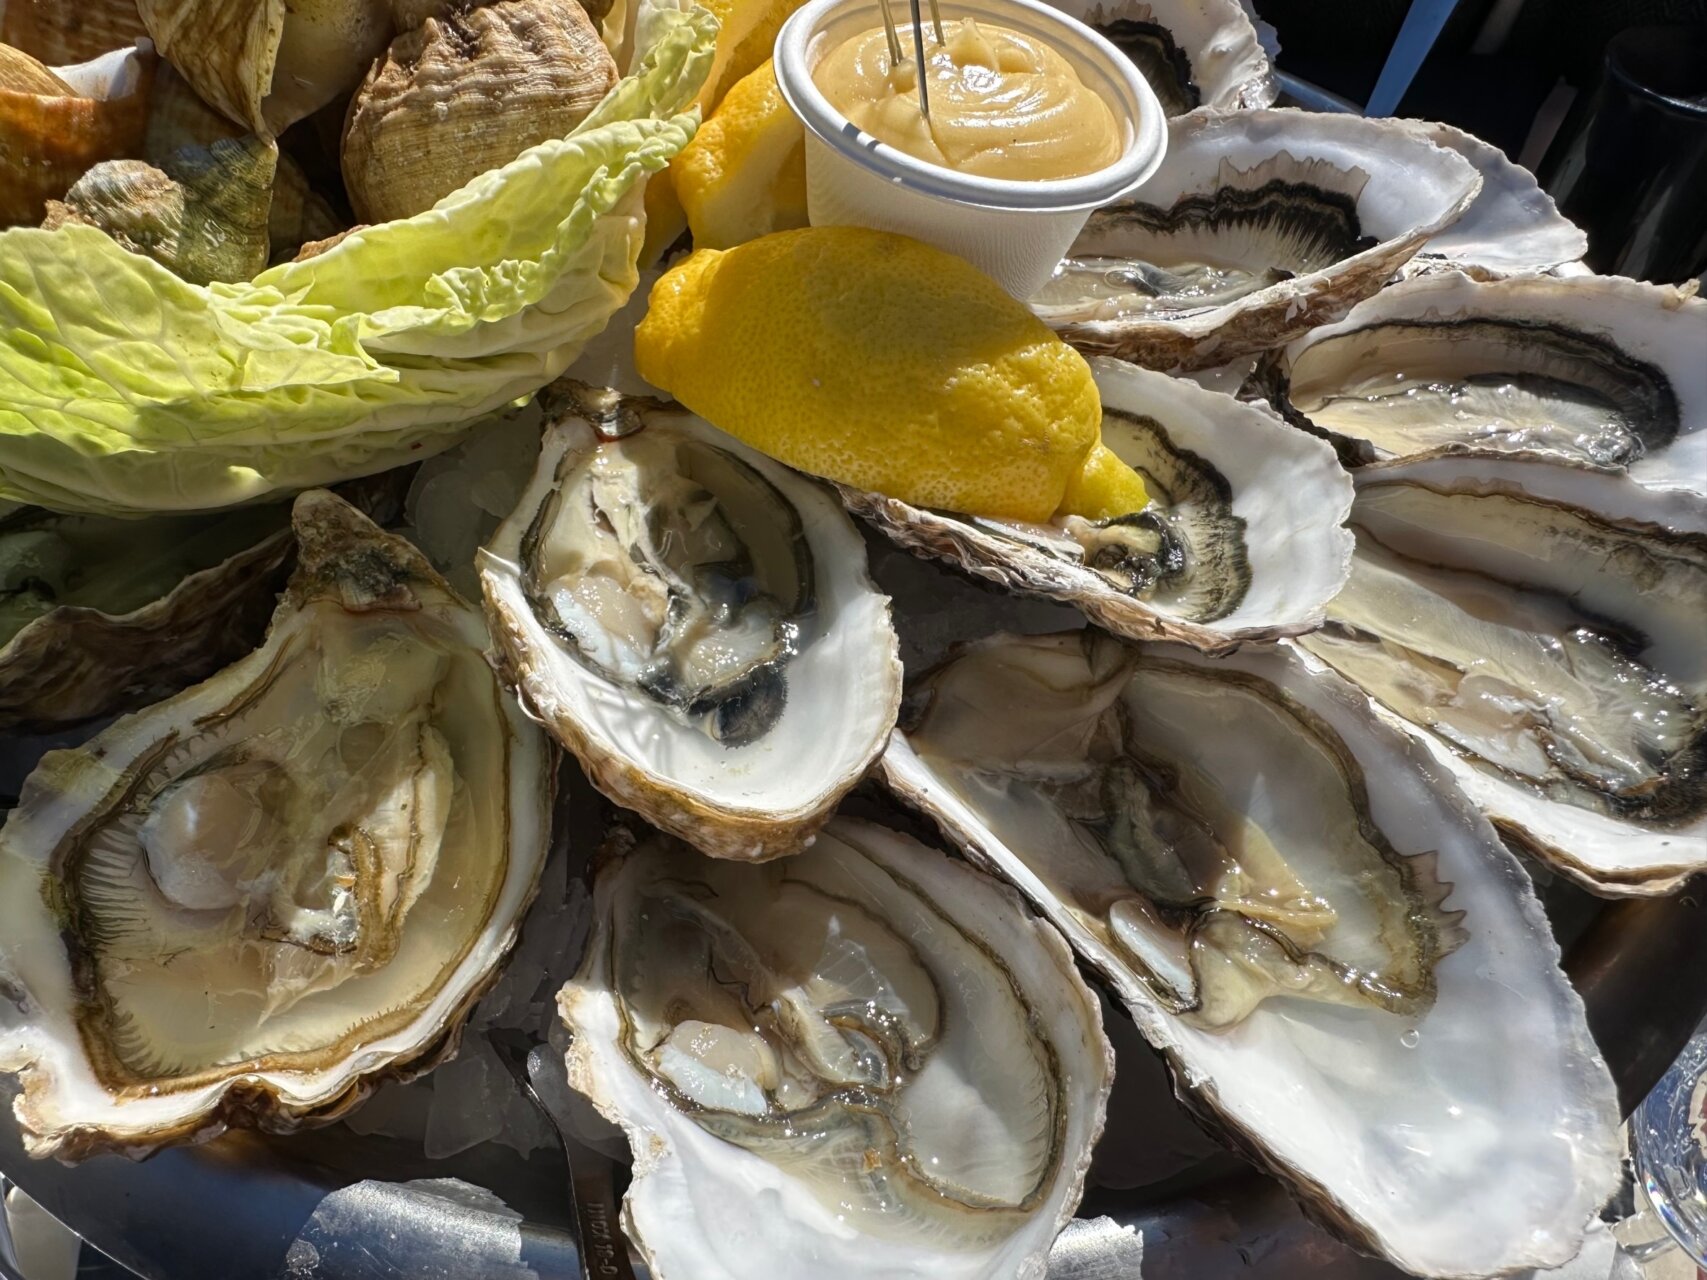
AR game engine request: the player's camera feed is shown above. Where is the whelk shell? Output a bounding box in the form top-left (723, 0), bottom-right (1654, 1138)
top-left (135, 0), bottom-right (392, 137)
top-left (0, 0), bottom-right (150, 66)
top-left (342, 0), bottom-right (619, 224)
top-left (0, 41), bottom-right (153, 227)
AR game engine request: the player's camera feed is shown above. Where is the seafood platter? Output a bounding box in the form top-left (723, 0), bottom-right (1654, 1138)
top-left (0, 0), bottom-right (1702, 1275)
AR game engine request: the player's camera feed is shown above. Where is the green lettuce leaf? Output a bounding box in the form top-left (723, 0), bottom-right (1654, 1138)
top-left (0, 6), bottom-right (716, 516)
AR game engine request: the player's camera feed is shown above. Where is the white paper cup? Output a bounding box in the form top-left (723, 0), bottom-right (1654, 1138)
top-left (773, 0), bottom-right (1166, 298)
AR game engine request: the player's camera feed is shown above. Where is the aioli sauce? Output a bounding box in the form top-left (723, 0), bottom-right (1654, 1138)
top-left (812, 18), bottom-right (1123, 181)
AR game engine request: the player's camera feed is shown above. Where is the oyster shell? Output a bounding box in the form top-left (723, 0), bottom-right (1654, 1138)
top-left (1261, 271), bottom-right (1707, 487)
top-left (1293, 454), bottom-right (1707, 895)
top-left (42, 134), bottom-right (276, 282)
top-left (0, 0), bottom-right (150, 66)
top-left (884, 630), bottom-right (1620, 1276)
top-left (1398, 121), bottom-right (1587, 278)
top-left (1031, 109), bottom-right (1482, 371)
top-left (1048, 0), bottom-right (1275, 115)
top-left (480, 387), bottom-right (901, 861)
top-left (0, 490), bottom-right (553, 1160)
top-left (0, 42), bottom-right (153, 227)
top-left (136, 0), bottom-right (392, 137)
top-left (559, 817), bottom-right (1111, 1280)
top-left (0, 470), bottom-right (407, 733)
top-left (342, 0), bottom-right (619, 224)
top-left (841, 357), bottom-right (1352, 651)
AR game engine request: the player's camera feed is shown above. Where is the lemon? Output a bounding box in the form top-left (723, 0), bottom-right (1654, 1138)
top-left (635, 227), bottom-right (1149, 522)
top-left (695, 0), bottom-right (810, 111)
top-left (674, 60), bottom-right (807, 250)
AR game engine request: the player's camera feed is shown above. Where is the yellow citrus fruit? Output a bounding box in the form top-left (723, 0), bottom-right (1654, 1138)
top-left (674, 59), bottom-right (807, 251)
top-left (634, 227), bottom-right (1149, 522)
top-left (695, 0), bottom-right (810, 112)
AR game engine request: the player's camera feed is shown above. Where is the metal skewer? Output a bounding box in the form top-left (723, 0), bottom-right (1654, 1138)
top-left (876, 0), bottom-right (905, 67)
top-left (908, 0), bottom-right (932, 119)
top-left (927, 0), bottom-right (945, 43)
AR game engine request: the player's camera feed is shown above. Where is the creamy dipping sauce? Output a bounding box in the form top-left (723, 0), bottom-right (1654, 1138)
top-left (812, 18), bottom-right (1123, 181)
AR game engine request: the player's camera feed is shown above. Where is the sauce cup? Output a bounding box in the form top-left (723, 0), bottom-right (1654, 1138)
top-left (773, 0), bottom-right (1167, 298)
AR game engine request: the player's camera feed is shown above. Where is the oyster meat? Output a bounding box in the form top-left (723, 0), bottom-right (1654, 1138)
top-left (480, 387), bottom-right (901, 861)
top-left (1295, 455), bottom-right (1707, 894)
top-left (1264, 271), bottom-right (1707, 485)
top-left (842, 357), bottom-right (1352, 651)
top-left (1031, 109), bottom-right (1481, 371)
top-left (0, 491), bottom-right (553, 1160)
top-left (559, 817), bottom-right (1111, 1280)
top-left (884, 630), bottom-right (1619, 1277)
top-left (1049, 0), bottom-right (1275, 116)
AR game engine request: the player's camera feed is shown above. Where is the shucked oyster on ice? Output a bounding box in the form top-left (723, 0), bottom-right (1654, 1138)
top-left (480, 387), bottom-right (901, 861)
top-left (0, 491), bottom-right (553, 1161)
top-left (1047, 0), bottom-right (1275, 116)
top-left (559, 817), bottom-right (1111, 1280)
top-left (1296, 455), bottom-right (1707, 895)
top-left (884, 631), bottom-right (1620, 1277)
top-left (1032, 109), bottom-right (1482, 371)
top-left (1262, 271), bottom-right (1707, 486)
top-left (842, 357), bottom-right (1352, 651)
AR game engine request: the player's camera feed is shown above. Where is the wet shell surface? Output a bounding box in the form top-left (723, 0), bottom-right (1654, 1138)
top-left (1031, 109), bottom-right (1482, 371)
top-left (1046, 0), bottom-right (1275, 115)
top-left (479, 387), bottom-right (902, 862)
top-left (1294, 454), bottom-right (1707, 896)
top-left (884, 630), bottom-right (1621, 1278)
top-left (1263, 270), bottom-right (1707, 488)
top-left (342, 0), bottom-right (619, 224)
top-left (841, 357), bottom-right (1353, 651)
top-left (0, 492), bottom-right (554, 1161)
top-left (559, 817), bottom-right (1112, 1280)
top-left (0, 42), bottom-right (153, 227)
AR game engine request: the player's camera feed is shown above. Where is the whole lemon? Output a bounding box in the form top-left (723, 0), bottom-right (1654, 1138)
top-left (634, 227), bottom-right (1147, 522)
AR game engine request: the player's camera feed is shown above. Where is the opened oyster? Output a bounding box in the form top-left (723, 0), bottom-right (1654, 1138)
top-left (1031, 110), bottom-right (1481, 371)
top-left (842, 357), bottom-right (1352, 651)
top-left (481, 387), bottom-right (901, 861)
top-left (884, 631), bottom-right (1619, 1277)
top-left (0, 491), bottom-right (553, 1160)
top-left (1295, 455), bottom-right (1707, 894)
top-left (560, 818), bottom-right (1111, 1280)
top-left (1263, 271), bottom-right (1707, 486)
top-left (1049, 0), bottom-right (1275, 116)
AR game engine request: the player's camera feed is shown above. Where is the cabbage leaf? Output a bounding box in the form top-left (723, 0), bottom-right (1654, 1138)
top-left (0, 6), bottom-right (716, 516)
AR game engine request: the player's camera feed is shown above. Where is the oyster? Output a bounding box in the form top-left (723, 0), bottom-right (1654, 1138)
top-left (1262, 271), bottom-right (1707, 486)
top-left (0, 502), bottom-right (291, 731)
top-left (884, 630), bottom-right (1620, 1276)
top-left (135, 0), bottom-right (392, 137)
top-left (0, 0), bottom-right (150, 66)
top-left (1398, 121), bottom-right (1587, 278)
top-left (841, 357), bottom-right (1353, 651)
top-left (0, 41), bottom-right (153, 227)
top-left (1048, 0), bottom-right (1275, 115)
top-left (1031, 109), bottom-right (1481, 371)
top-left (1294, 455), bottom-right (1707, 895)
top-left (0, 491), bottom-right (553, 1160)
top-left (559, 818), bottom-right (1111, 1280)
top-left (342, 0), bottom-right (619, 225)
top-left (481, 387), bottom-right (901, 861)
top-left (43, 134), bottom-right (276, 283)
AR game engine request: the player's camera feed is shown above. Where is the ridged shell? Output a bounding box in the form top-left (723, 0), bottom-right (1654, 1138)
top-left (1031, 109), bottom-right (1482, 371)
top-left (0, 42), bottom-right (153, 227)
top-left (1046, 0), bottom-right (1276, 115)
top-left (0, 0), bottom-right (150, 65)
top-left (136, 0), bottom-right (392, 137)
top-left (43, 133), bottom-right (276, 283)
top-left (342, 0), bottom-right (618, 224)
